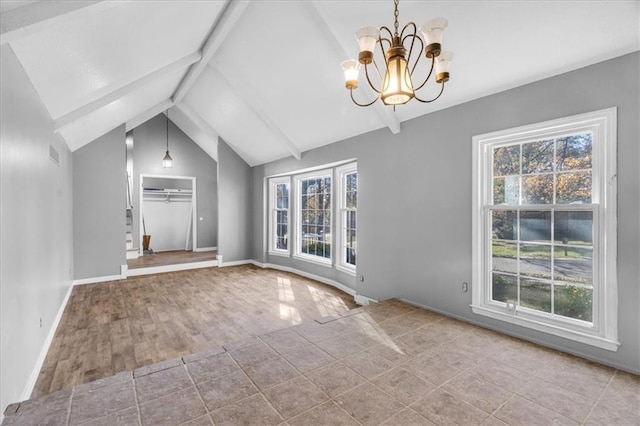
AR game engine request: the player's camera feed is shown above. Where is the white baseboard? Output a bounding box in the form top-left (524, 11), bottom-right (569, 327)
top-left (355, 294), bottom-right (377, 305)
top-left (21, 282), bottom-right (74, 401)
top-left (127, 260), bottom-right (218, 276)
top-left (72, 272), bottom-right (125, 286)
top-left (218, 259), bottom-right (252, 268)
top-left (249, 260), bottom-right (357, 297)
top-left (194, 246), bottom-right (217, 252)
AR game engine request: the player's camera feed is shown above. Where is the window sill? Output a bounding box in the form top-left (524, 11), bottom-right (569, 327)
top-left (268, 250), bottom-right (290, 258)
top-left (471, 304), bottom-right (619, 352)
top-left (336, 264), bottom-right (356, 276)
top-left (293, 254), bottom-right (332, 268)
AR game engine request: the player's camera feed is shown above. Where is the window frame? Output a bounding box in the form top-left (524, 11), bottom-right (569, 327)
top-left (268, 176), bottom-right (291, 256)
top-left (471, 108), bottom-right (618, 351)
top-left (293, 169), bottom-right (333, 266)
top-left (336, 163), bottom-right (358, 275)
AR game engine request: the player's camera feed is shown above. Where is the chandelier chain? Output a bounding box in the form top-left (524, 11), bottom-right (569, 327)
top-left (393, 0), bottom-right (399, 36)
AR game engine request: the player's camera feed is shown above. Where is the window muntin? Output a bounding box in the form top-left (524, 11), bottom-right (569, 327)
top-left (337, 164), bottom-right (357, 273)
top-left (268, 177), bottom-right (290, 254)
top-left (490, 132), bottom-right (594, 322)
top-left (297, 173), bottom-right (332, 262)
top-left (472, 108), bottom-right (618, 351)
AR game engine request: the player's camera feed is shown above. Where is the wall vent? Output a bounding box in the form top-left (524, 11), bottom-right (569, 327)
top-left (49, 144), bottom-right (60, 166)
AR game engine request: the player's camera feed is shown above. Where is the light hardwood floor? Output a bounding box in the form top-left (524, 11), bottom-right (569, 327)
top-left (33, 265), bottom-right (357, 397)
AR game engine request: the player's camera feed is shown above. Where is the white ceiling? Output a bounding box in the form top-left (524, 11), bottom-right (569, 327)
top-left (2, 0), bottom-right (639, 166)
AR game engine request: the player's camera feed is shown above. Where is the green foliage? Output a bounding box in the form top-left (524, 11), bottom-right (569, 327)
top-left (492, 273), bottom-right (592, 322)
top-left (555, 285), bottom-right (593, 322)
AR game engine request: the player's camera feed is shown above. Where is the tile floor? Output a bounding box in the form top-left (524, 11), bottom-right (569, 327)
top-left (3, 299), bottom-right (639, 425)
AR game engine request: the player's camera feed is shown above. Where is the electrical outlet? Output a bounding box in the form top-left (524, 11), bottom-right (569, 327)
top-left (359, 275), bottom-right (365, 282)
top-left (39, 317), bottom-right (43, 328)
top-left (462, 282), bottom-right (468, 293)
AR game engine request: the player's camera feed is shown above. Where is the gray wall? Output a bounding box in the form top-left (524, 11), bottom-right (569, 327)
top-left (218, 139), bottom-right (252, 262)
top-left (251, 52), bottom-right (640, 373)
top-left (73, 126), bottom-right (127, 279)
top-left (132, 114), bottom-right (218, 249)
top-left (0, 45), bottom-right (73, 413)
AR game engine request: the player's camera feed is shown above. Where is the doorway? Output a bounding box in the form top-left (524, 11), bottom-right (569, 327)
top-left (138, 174), bottom-right (197, 256)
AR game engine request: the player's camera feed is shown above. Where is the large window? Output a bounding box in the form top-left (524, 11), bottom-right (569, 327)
top-left (296, 172), bottom-right (332, 264)
top-left (268, 177), bottom-right (290, 255)
top-left (337, 164), bottom-right (357, 273)
top-left (472, 108), bottom-right (618, 350)
top-left (267, 162), bottom-right (357, 270)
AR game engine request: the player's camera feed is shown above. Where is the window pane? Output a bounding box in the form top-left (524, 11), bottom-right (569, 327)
top-left (522, 174), bottom-right (554, 204)
top-left (522, 139), bottom-right (554, 174)
top-left (299, 176), bottom-right (332, 261)
top-left (554, 284), bottom-right (593, 322)
top-left (346, 248), bottom-right (356, 265)
top-left (493, 176), bottom-right (520, 205)
top-left (492, 241), bottom-right (517, 275)
top-left (492, 210), bottom-right (517, 241)
top-left (493, 145), bottom-right (520, 176)
top-left (520, 278), bottom-right (551, 313)
top-left (557, 171), bottom-right (592, 204)
top-left (492, 273), bottom-right (517, 303)
top-left (520, 211), bottom-right (551, 243)
top-left (346, 211), bottom-right (356, 228)
top-left (554, 247), bottom-right (592, 285)
top-left (346, 172), bottom-right (357, 208)
top-left (520, 243), bottom-right (552, 281)
top-left (556, 133), bottom-right (592, 171)
top-left (554, 211), bottom-right (592, 246)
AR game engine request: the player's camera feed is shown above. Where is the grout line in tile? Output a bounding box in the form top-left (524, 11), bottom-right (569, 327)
top-left (581, 366), bottom-right (617, 424)
top-left (131, 372), bottom-right (143, 426)
top-left (182, 363), bottom-right (210, 418)
top-left (65, 386), bottom-right (75, 426)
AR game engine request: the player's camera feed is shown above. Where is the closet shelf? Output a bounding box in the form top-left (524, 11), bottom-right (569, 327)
top-left (143, 188), bottom-right (193, 201)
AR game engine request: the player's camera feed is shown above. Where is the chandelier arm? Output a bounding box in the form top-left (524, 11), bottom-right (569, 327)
top-left (349, 88), bottom-right (381, 107)
top-left (364, 62), bottom-right (382, 94)
top-left (378, 27), bottom-right (393, 70)
top-left (413, 55), bottom-right (435, 91)
top-left (405, 34), bottom-right (424, 76)
top-left (400, 22), bottom-right (418, 67)
top-left (414, 81), bottom-right (446, 103)
top-left (379, 26), bottom-right (394, 42)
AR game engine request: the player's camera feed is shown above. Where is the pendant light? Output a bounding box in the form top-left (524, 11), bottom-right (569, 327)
top-left (162, 110), bottom-right (173, 168)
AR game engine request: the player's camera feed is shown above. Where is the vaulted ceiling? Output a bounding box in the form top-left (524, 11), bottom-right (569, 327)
top-left (2, 1), bottom-right (638, 166)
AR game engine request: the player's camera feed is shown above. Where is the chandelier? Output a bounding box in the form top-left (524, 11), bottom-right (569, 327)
top-left (341, 0), bottom-right (453, 108)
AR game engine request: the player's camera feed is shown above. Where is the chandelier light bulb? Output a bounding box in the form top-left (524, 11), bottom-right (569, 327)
top-left (355, 26), bottom-right (380, 64)
top-left (341, 60), bottom-right (360, 89)
top-left (435, 51), bottom-right (453, 83)
top-left (420, 17), bottom-right (448, 58)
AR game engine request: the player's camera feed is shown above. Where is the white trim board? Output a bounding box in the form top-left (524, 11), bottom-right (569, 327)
top-left (72, 273), bottom-right (125, 286)
top-left (194, 247), bottom-right (217, 252)
top-left (248, 260), bottom-right (358, 298)
top-left (126, 260), bottom-right (218, 277)
top-left (21, 283), bottom-right (74, 401)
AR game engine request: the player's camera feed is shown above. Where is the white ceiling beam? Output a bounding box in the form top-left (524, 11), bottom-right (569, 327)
top-left (172, 0), bottom-right (251, 104)
top-left (54, 51), bottom-right (201, 132)
top-left (210, 60), bottom-right (302, 161)
top-left (125, 99), bottom-right (174, 132)
top-left (169, 104), bottom-right (219, 162)
top-left (1, 1), bottom-right (128, 46)
top-left (307, 1), bottom-right (401, 135)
